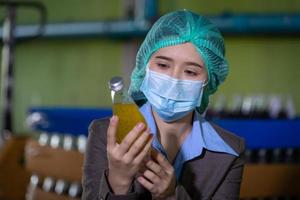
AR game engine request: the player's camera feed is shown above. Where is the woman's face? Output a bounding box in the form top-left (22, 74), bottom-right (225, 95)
top-left (148, 42), bottom-right (208, 82)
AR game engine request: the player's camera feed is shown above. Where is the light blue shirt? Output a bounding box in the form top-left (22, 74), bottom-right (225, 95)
top-left (139, 102), bottom-right (238, 180)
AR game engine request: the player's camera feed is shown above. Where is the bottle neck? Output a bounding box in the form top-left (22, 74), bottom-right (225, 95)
top-left (111, 89), bottom-right (134, 104)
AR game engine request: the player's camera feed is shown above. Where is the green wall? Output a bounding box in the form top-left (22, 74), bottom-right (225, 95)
top-left (160, 0), bottom-right (300, 14)
top-left (0, 0), bottom-right (300, 133)
top-left (0, 0), bottom-right (123, 23)
top-left (214, 36), bottom-right (300, 107)
top-left (13, 39), bottom-right (122, 132)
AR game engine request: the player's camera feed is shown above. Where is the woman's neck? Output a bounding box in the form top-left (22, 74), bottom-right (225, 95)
top-left (151, 108), bottom-right (194, 162)
top-left (152, 110), bottom-right (194, 137)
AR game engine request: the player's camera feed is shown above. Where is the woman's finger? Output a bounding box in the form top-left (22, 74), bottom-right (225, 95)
top-left (133, 134), bottom-right (153, 164)
top-left (143, 169), bottom-right (160, 184)
top-left (146, 160), bottom-right (166, 178)
top-left (107, 115), bottom-right (118, 150)
top-left (118, 122), bottom-right (146, 154)
top-left (125, 129), bottom-right (152, 160)
top-left (137, 176), bottom-right (154, 192)
top-left (152, 149), bottom-right (173, 173)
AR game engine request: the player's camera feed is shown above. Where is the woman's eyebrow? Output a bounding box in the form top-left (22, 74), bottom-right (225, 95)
top-left (155, 55), bottom-right (204, 68)
top-left (155, 55), bottom-right (173, 61)
top-left (184, 61), bottom-right (204, 68)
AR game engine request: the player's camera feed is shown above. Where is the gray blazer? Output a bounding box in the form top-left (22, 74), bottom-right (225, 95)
top-left (82, 118), bottom-right (245, 200)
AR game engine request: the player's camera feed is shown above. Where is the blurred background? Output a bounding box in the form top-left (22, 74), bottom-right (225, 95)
top-left (0, 0), bottom-right (299, 200)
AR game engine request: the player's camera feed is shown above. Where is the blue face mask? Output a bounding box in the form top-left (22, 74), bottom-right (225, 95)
top-left (140, 68), bottom-right (206, 122)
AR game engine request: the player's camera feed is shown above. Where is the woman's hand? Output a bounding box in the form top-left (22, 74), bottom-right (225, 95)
top-left (107, 116), bottom-right (153, 194)
top-left (137, 149), bottom-right (177, 199)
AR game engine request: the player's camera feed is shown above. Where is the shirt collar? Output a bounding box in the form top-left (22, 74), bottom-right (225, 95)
top-left (139, 102), bottom-right (238, 179)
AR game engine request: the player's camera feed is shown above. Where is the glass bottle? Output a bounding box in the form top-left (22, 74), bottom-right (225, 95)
top-left (54, 179), bottom-right (69, 195)
top-left (68, 182), bottom-right (82, 198)
top-left (109, 76), bottom-right (147, 143)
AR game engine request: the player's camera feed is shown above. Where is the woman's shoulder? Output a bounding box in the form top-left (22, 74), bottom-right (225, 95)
top-left (88, 117), bottom-right (110, 132)
top-left (209, 122), bottom-right (245, 155)
top-left (87, 117), bottom-right (110, 144)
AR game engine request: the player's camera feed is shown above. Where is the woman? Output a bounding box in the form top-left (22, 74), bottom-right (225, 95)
top-left (82, 10), bottom-right (245, 200)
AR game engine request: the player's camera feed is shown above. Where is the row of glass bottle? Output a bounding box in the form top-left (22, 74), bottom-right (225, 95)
top-left (28, 174), bottom-right (82, 198)
top-left (37, 132), bottom-right (300, 164)
top-left (206, 94), bottom-right (296, 119)
top-left (37, 132), bottom-right (87, 153)
top-left (244, 148), bottom-right (299, 164)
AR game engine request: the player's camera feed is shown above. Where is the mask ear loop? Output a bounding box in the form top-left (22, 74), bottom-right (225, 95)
top-left (196, 80), bottom-right (208, 116)
top-left (202, 80), bottom-right (209, 88)
top-left (199, 80), bottom-right (208, 118)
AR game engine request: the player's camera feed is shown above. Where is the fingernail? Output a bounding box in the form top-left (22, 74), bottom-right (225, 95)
top-left (110, 115), bottom-right (117, 123)
top-left (137, 122), bottom-right (144, 129)
top-left (137, 177), bottom-right (143, 182)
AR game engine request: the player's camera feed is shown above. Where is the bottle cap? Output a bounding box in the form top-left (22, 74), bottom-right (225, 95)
top-left (109, 77), bottom-right (124, 91)
top-left (68, 182), bottom-right (82, 197)
top-left (63, 134), bottom-right (74, 151)
top-left (30, 174), bottom-right (40, 187)
top-left (55, 179), bottom-right (69, 195)
top-left (43, 177), bottom-right (55, 192)
top-left (77, 135), bottom-right (87, 153)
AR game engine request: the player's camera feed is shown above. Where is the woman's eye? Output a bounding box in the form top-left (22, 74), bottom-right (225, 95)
top-left (185, 70), bottom-right (197, 76)
top-left (157, 63), bottom-right (169, 68)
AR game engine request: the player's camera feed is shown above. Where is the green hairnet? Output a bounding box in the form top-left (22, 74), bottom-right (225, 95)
top-left (129, 10), bottom-right (229, 114)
